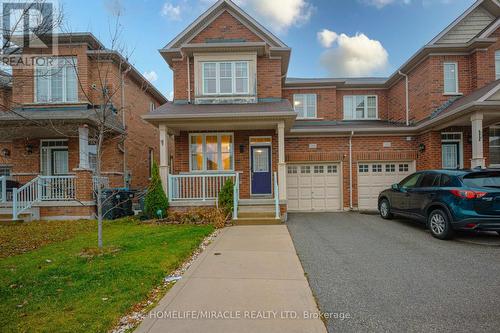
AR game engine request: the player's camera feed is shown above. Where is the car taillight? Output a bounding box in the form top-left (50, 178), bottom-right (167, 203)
top-left (449, 189), bottom-right (487, 199)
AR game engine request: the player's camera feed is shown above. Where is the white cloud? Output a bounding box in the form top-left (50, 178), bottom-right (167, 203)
top-left (319, 32), bottom-right (389, 77)
top-left (317, 29), bottom-right (338, 48)
top-left (143, 70), bottom-right (158, 83)
top-left (361, 0), bottom-right (410, 8)
top-left (161, 2), bottom-right (182, 21)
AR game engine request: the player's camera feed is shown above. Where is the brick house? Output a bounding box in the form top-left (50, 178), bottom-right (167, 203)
top-left (0, 33), bottom-right (167, 220)
top-left (144, 0), bottom-right (500, 221)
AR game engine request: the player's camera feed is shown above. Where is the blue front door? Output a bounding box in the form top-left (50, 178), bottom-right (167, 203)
top-left (251, 146), bottom-right (272, 195)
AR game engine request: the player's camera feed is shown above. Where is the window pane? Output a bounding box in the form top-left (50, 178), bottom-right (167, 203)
top-left (205, 135), bottom-right (218, 170)
top-left (235, 62), bottom-right (247, 77)
top-left (419, 173), bottom-right (439, 187)
top-left (444, 63), bottom-right (457, 93)
top-left (203, 63), bottom-right (216, 78)
top-left (355, 96), bottom-right (365, 119)
top-left (400, 173), bottom-right (421, 188)
top-left (343, 96), bottom-right (353, 119)
top-left (294, 95), bottom-right (305, 118)
top-left (235, 78), bottom-right (247, 93)
top-left (50, 68), bottom-right (63, 102)
top-left (203, 63), bottom-right (217, 94)
top-left (220, 135), bottom-right (233, 170)
top-left (190, 135), bottom-right (203, 171)
top-left (219, 63), bottom-right (232, 94)
top-left (306, 94), bottom-right (316, 118)
top-left (65, 65), bottom-right (77, 102)
top-left (367, 96), bottom-right (376, 118)
top-left (35, 68), bottom-right (49, 102)
top-left (495, 51), bottom-right (500, 80)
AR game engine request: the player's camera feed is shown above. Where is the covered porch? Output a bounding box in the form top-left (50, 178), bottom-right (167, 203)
top-left (143, 101), bottom-right (296, 219)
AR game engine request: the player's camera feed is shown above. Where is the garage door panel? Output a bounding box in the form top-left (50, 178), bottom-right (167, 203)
top-left (358, 161), bottom-right (414, 210)
top-left (287, 163), bottom-right (341, 212)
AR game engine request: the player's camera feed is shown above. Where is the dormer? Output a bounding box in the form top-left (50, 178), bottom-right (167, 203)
top-left (160, 0), bottom-right (290, 104)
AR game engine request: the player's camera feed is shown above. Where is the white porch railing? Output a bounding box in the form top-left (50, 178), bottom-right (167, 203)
top-left (274, 172), bottom-right (280, 219)
top-left (168, 173), bottom-right (237, 201)
top-left (12, 175), bottom-right (76, 220)
top-left (0, 176), bottom-right (6, 203)
top-left (93, 176), bottom-right (110, 193)
top-left (233, 173), bottom-right (240, 220)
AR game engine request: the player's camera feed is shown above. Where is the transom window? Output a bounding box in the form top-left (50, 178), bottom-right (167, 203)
top-left (35, 57), bottom-right (78, 103)
top-left (189, 133), bottom-right (233, 172)
top-left (372, 164), bottom-right (382, 172)
top-left (287, 166), bottom-right (298, 174)
top-left (327, 165), bottom-right (337, 173)
top-left (399, 164), bottom-right (409, 172)
top-left (300, 166), bottom-right (311, 174)
top-left (343, 95), bottom-right (377, 120)
top-left (202, 61), bottom-right (249, 95)
top-left (314, 165), bottom-right (324, 174)
top-left (293, 94), bottom-right (317, 119)
top-left (443, 62), bottom-right (459, 94)
top-left (490, 127), bottom-right (500, 166)
top-left (358, 164), bottom-right (369, 173)
top-left (385, 164), bottom-right (395, 172)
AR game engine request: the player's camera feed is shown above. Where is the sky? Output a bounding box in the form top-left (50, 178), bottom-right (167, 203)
top-left (61, 0), bottom-right (475, 100)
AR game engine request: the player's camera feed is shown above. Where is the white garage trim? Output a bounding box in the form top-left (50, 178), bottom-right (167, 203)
top-left (286, 162), bottom-right (343, 212)
top-left (357, 160), bottom-right (416, 211)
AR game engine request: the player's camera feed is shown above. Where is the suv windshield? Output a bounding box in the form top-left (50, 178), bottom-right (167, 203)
top-left (462, 171), bottom-right (500, 188)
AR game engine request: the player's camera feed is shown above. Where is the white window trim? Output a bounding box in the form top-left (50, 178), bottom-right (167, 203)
top-left (495, 51), bottom-right (500, 80)
top-left (34, 57), bottom-right (78, 104)
top-left (188, 132), bottom-right (234, 172)
top-left (489, 126), bottom-right (500, 167)
top-left (443, 62), bottom-right (459, 95)
top-left (293, 93), bottom-right (317, 119)
top-left (343, 95), bottom-right (378, 120)
top-left (201, 61), bottom-right (249, 96)
top-left (441, 131), bottom-right (463, 169)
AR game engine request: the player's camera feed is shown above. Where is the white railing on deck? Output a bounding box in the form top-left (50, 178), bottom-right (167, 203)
top-left (233, 173), bottom-right (239, 220)
top-left (93, 176), bottom-right (110, 192)
top-left (12, 175), bottom-right (76, 220)
top-left (168, 173), bottom-right (237, 201)
top-left (0, 176), bottom-right (6, 203)
top-left (274, 172), bottom-right (280, 219)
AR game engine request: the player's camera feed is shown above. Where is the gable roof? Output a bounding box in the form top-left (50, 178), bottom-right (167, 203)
top-left (162, 0), bottom-right (287, 50)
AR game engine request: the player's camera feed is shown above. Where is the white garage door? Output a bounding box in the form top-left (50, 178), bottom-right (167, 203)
top-left (357, 161), bottom-right (415, 210)
top-left (287, 163), bottom-right (342, 211)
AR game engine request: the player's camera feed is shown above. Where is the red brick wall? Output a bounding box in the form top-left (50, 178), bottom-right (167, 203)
top-left (189, 11), bottom-right (264, 44)
top-left (257, 57), bottom-right (282, 99)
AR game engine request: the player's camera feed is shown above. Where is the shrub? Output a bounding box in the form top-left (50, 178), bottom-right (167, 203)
top-left (160, 207), bottom-right (228, 228)
top-left (218, 178), bottom-right (234, 215)
top-left (144, 161), bottom-right (169, 218)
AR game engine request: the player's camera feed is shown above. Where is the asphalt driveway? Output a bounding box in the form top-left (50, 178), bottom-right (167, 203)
top-left (287, 212), bottom-right (500, 333)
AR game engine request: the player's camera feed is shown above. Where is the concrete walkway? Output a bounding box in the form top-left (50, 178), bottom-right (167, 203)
top-left (136, 225), bottom-right (326, 333)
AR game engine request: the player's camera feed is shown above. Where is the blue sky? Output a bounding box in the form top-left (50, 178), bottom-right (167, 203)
top-left (62, 0), bottom-right (474, 99)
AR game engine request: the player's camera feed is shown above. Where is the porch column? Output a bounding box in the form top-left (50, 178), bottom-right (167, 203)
top-left (159, 124), bottom-right (170, 195)
top-left (78, 125), bottom-right (89, 169)
top-left (470, 112), bottom-right (485, 168)
top-left (277, 121), bottom-right (286, 201)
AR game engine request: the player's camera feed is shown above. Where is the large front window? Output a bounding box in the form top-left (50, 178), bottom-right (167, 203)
top-left (490, 127), bottom-right (500, 166)
top-left (202, 61), bottom-right (249, 95)
top-left (35, 57), bottom-right (78, 103)
top-left (189, 133), bottom-right (234, 172)
top-left (343, 95), bottom-right (377, 120)
top-left (293, 94), bottom-right (317, 119)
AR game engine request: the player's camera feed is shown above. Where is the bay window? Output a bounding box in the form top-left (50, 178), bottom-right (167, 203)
top-left (343, 95), bottom-right (378, 120)
top-left (35, 57), bottom-right (78, 103)
top-left (189, 133), bottom-right (234, 172)
top-left (293, 94), bottom-right (317, 118)
top-left (202, 61), bottom-right (249, 95)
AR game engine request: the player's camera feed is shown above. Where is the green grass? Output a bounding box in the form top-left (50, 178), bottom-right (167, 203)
top-left (0, 218), bottom-right (214, 333)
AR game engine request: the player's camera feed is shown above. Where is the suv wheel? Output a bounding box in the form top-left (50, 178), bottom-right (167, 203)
top-left (428, 209), bottom-right (454, 240)
top-left (379, 199), bottom-right (393, 219)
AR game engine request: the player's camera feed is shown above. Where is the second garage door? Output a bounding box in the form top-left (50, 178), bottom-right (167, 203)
top-left (357, 161), bottom-right (415, 210)
top-left (287, 163), bottom-right (342, 211)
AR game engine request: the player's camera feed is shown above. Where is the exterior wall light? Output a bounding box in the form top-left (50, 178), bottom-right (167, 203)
top-left (418, 143), bottom-right (425, 153)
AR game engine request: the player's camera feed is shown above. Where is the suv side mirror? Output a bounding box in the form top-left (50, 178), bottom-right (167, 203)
top-left (391, 183), bottom-right (400, 191)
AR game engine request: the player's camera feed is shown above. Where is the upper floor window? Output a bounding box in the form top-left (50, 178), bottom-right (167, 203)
top-left (343, 95), bottom-right (377, 120)
top-left (202, 61), bottom-right (249, 95)
top-left (495, 51), bottom-right (500, 80)
top-left (149, 101), bottom-right (156, 112)
top-left (293, 94), bottom-right (316, 118)
top-left (443, 62), bottom-right (458, 94)
top-left (35, 57), bottom-right (78, 103)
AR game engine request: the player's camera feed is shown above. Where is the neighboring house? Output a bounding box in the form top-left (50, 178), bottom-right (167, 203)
top-left (144, 0), bottom-right (500, 220)
top-left (0, 33), bottom-right (167, 221)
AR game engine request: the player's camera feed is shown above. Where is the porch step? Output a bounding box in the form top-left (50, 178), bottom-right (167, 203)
top-left (237, 211), bottom-right (276, 219)
top-left (0, 207), bottom-right (39, 222)
top-left (239, 198), bottom-right (275, 206)
top-left (233, 217), bottom-right (282, 225)
top-left (238, 204), bottom-right (275, 213)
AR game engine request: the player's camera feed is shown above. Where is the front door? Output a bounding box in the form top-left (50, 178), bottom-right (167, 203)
top-left (442, 142), bottom-right (460, 169)
top-left (251, 146), bottom-right (271, 195)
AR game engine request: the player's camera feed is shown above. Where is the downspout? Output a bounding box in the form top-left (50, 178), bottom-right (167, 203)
top-left (187, 55), bottom-right (191, 103)
top-left (398, 71), bottom-right (409, 126)
top-left (349, 131), bottom-right (354, 210)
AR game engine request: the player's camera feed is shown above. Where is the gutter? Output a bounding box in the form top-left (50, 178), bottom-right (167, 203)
top-left (398, 71), bottom-right (410, 126)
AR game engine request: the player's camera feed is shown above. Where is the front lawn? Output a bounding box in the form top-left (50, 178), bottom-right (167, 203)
top-left (0, 218), bottom-right (214, 333)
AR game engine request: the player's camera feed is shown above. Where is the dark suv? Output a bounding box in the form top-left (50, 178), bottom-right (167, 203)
top-left (378, 169), bottom-right (500, 239)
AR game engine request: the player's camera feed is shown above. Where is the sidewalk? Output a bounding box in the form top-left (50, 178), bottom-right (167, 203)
top-left (136, 225), bottom-right (327, 333)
